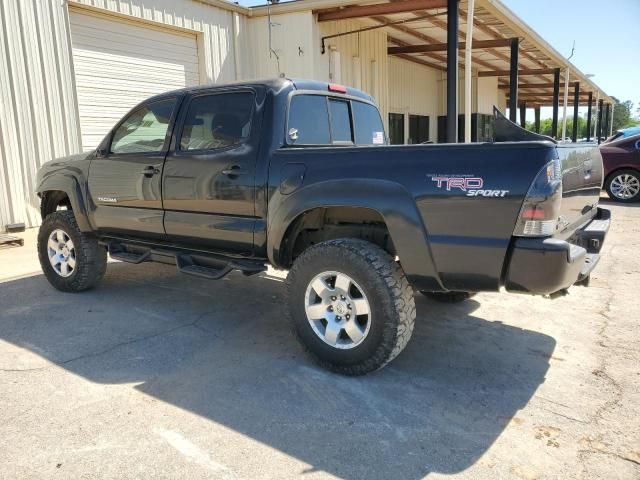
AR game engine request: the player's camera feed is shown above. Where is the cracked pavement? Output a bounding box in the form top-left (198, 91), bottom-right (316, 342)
top-left (0, 195), bottom-right (638, 479)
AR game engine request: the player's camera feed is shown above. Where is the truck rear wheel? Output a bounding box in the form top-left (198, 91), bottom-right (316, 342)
top-left (420, 291), bottom-right (477, 303)
top-left (286, 239), bottom-right (416, 375)
top-left (37, 211), bottom-right (107, 292)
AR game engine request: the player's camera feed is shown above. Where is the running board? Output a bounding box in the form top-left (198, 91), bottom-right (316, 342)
top-left (108, 243), bottom-right (151, 264)
top-left (104, 240), bottom-right (266, 280)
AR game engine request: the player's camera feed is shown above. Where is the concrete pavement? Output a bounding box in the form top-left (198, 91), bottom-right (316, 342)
top-left (0, 197), bottom-right (638, 479)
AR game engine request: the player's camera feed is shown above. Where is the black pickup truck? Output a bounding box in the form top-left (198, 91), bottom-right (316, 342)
top-left (36, 78), bottom-right (610, 375)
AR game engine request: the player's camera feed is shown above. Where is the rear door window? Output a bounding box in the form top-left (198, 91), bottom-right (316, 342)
top-left (179, 91), bottom-right (254, 151)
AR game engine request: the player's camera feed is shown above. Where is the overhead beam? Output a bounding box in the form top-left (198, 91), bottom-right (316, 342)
top-left (479, 68), bottom-right (557, 77)
top-left (387, 38), bottom-right (512, 55)
top-left (387, 35), bottom-right (447, 70)
top-left (316, 0), bottom-right (447, 22)
top-left (499, 83), bottom-right (575, 89)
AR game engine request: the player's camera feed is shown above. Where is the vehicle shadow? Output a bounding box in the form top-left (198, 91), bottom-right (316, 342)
top-left (0, 262), bottom-right (555, 479)
top-left (599, 198), bottom-right (640, 208)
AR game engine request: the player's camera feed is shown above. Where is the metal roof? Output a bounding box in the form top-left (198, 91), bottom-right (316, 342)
top-left (245, 0), bottom-right (612, 106)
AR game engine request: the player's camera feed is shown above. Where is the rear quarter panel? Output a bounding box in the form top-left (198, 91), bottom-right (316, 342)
top-left (267, 142), bottom-right (556, 292)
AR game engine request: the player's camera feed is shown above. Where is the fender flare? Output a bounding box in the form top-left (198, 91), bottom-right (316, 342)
top-left (267, 179), bottom-right (445, 291)
top-left (37, 173), bottom-right (92, 232)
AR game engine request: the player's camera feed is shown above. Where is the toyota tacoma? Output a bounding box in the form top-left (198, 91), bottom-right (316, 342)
top-left (35, 78), bottom-right (610, 375)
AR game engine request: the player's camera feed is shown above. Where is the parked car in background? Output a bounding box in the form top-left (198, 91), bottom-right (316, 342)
top-left (605, 125), bottom-right (640, 143)
top-left (600, 133), bottom-right (640, 202)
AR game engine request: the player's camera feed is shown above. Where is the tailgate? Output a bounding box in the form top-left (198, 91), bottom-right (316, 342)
top-left (555, 143), bottom-right (604, 238)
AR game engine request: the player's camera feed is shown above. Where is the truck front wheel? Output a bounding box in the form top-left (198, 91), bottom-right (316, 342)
top-left (286, 239), bottom-right (416, 375)
top-left (37, 211), bottom-right (107, 292)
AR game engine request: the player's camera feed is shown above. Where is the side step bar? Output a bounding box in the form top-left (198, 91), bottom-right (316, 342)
top-left (103, 240), bottom-right (266, 281)
top-left (175, 254), bottom-right (265, 280)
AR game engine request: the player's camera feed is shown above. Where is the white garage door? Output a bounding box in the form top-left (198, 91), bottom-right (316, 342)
top-left (70, 10), bottom-right (200, 151)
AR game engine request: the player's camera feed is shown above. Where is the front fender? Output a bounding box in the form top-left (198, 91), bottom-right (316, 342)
top-left (36, 160), bottom-right (93, 232)
top-left (267, 179), bottom-right (445, 291)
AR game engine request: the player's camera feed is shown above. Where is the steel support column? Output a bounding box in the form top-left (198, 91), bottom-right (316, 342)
top-left (519, 102), bottom-right (526, 128)
top-left (572, 82), bottom-right (580, 142)
top-left (597, 99), bottom-right (604, 144)
top-left (509, 37), bottom-right (519, 123)
top-left (586, 92), bottom-right (593, 142)
top-left (551, 68), bottom-right (560, 139)
top-left (446, 0), bottom-right (459, 143)
top-left (534, 107), bottom-right (541, 133)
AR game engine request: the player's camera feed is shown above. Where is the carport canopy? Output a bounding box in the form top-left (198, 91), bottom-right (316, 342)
top-left (301, 0), bottom-right (613, 142)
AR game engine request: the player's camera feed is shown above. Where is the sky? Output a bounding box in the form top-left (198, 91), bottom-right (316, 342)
top-left (237, 0), bottom-right (640, 119)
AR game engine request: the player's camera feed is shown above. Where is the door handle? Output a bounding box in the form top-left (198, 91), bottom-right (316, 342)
top-left (222, 165), bottom-right (248, 176)
top-left (142, 166), bottom-right (160, 177)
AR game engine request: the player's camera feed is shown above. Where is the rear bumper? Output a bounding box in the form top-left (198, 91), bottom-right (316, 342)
top-left (504, 208), bottom-right (611, 295)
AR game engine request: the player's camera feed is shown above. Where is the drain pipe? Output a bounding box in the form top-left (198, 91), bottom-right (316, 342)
top-left (464, 0), bottom-right (475, 143)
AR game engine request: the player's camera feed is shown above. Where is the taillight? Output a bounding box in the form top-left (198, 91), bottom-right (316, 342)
top-left (514, 158), bottom-right (562, 237)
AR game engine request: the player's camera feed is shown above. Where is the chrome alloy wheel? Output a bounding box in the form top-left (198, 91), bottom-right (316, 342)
top-left (304, 271), bottom-right (371, 349)
top-left (610, 173), bottom-right (640, 200)
top-left (47, 229), bottom-right (76, 278)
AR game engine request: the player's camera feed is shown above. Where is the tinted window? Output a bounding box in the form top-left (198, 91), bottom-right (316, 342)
top-left (328, 99), bottom-right (352, 143)
top-left (353, 101), bottom-right (385, 145)
top-left (288, 95), bottom-right (330, 145)
top-left (409, 115), bottom-right (429, 144)
top-left (111, 98), bottom-right (176, 154)
top-left (388, 113), bottom-right (405, 145)
top-left (180, 92), bottom-right (253, 151)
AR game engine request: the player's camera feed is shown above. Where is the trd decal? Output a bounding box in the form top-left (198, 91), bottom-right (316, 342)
top-left (429, 175), bottom-right (509, 197)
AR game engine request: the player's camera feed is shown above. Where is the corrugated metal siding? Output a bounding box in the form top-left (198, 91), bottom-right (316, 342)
top-left (0, 0), bottom-right (240, 231)
top-left (0, 0), bottom-right (81, 230)
top-left (388, 56), bottom-right (441, 142)
top-left (315, 19), bottom-right (389, 122)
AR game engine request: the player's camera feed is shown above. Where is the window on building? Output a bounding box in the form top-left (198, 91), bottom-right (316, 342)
top-left (328, 99), bottom-right (352, 143)
top-left (388, 113), bottom-right (405, 145)
top-left (352, 101), bottom-right (385, 145)
top-left (179, 92), bottom-right (253, 151)
top-left (408, 115), bottom-right (429, 144)
top-left (111, 98), bottom-right (176, 154)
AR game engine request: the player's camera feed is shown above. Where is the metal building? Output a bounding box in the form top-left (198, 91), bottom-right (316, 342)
top-left (0, 0), bottom-right (612, 231)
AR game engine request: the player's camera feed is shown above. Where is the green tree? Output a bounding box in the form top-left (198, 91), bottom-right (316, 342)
top-left (611, 97), bottom-right (634, 131)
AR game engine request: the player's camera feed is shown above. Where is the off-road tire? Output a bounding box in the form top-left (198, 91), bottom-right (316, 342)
top-left (38, 211), bottom-right (107, 292)
top-left (286, 239), bottom-right (416, 375)
top-left (420, 291), bottom-right (477, 303)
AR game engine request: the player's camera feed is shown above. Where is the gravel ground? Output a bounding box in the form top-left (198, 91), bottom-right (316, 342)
top-left (0, 196), bottom-right (638, 479)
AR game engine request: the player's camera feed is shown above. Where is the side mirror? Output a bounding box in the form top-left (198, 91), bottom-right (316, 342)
top-left (635, 140), bottom-right (640, 150)
top-left (96, 147), bottom-right (108, 158)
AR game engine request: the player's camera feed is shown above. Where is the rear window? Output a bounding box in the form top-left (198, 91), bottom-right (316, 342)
top-left (288, 95), bottom-right (330, 145)
top-left (287, 94), bottom-right (385, 146)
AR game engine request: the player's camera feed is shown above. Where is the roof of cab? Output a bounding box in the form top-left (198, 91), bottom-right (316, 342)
top-left (145, 77), bottom-right (374, 103)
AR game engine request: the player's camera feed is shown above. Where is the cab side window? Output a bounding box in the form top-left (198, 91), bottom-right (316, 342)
top-left (110, 98), bottom-right (176, 154)
top-left (179, 92), bottom-right (254, 151)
